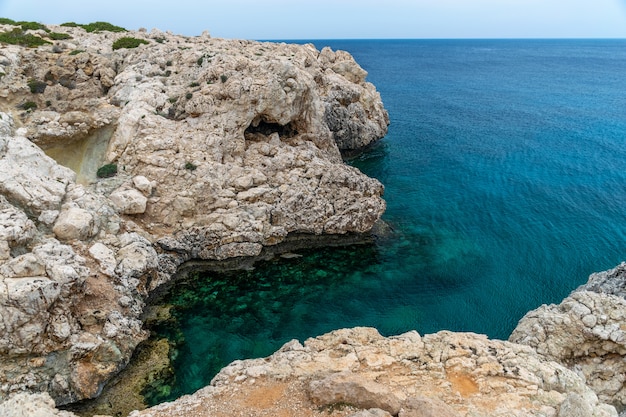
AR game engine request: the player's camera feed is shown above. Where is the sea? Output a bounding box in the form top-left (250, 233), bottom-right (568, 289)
top-left (146, 39), bottom-right (626, 404)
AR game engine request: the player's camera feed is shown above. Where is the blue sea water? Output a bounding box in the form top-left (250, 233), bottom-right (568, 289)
top-left (147, 39), bottom-right (626, 403)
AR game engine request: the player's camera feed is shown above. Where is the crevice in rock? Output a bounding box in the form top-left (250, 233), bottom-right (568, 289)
top-left (42, 125), bottom-right (116, 185)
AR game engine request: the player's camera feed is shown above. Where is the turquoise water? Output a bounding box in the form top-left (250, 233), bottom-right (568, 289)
top-left (147, 39), bottom-right (626, 403)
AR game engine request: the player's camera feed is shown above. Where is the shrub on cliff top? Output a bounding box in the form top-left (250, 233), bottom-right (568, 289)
top-left (0, 18), bottom-right (16, 25)
top-left (80, 21), bottom-right (126, 33)
top-left (48, 32), bottom-right (72, 40)
top-left (61, 21), bottom-right (127, 33)
top-left (0, 28), bottom-right (51, 47)
top-left (112, 37), bottom-right (149, 50)
top-left (96, 163), bottom-right (118, 178)
top-left (18, 21), bottom-right (49, 32)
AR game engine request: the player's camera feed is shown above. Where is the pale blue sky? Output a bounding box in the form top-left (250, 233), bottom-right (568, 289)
top-left (0, 0), bottom-right (625, 40)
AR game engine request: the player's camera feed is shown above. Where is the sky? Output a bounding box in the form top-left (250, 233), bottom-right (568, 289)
top-left (0, 0), bottom-right (625, 40)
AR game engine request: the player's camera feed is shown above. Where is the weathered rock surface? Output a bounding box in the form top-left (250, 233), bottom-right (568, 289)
top-left (511, 262), bottom-right (626, 413)
top-left (0, 392), bottom-right (77, 417)
top-left (1, 20), bottom-right (625, 417)
top-left (0, 21), bottom-right (387, 407)
top-left (124, 327), bottom-right (616, 417)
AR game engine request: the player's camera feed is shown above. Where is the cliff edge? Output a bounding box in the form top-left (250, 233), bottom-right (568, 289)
top-left (0, 22), bottom-right (387, 405)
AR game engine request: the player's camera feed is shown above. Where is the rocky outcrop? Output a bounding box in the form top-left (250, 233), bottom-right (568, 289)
top-left (0, 22), bottom-right (387, 406)
top-left (1, 21), bottom-right (625, 417)
top-left (125, 327), bottom-right (617, 417)
top-left (511, 263), bottom-right (626, 413)
top-left (0, 392), bottom-right (77, 417)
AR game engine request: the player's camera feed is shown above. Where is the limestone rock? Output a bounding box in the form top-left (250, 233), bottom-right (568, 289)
top-left (349, 410), bottom-right (392, 417)
top-left (400, 396), bottom-right (461, 417)
top-left (308, 371), bottom-right (402, 415)
top-left (0, 196), bottom-right (36, 248)
top-left (0, 392), bottom-right (78, 417)
top-left (88, 242), bottom-right (117, 277)
top-left (128, 327), bottom-right (616, 417)
top-left (0, 132), bottom-right (74, 216)
top-left (132, 175), bottom-right (153, 196)
top-left (52, 207), bottom-right (97, 241)
top-left (511, 267), bottom-right (626, 411)
top-left (110, 187), bottom-right (148, 214)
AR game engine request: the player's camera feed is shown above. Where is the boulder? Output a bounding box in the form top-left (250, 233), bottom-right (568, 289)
top-left (308, 372), bottom-right (402, 415)
top-left (110, 188), bottom-right (148, 214)
top-left (52, 207), bottom-right (96, 241)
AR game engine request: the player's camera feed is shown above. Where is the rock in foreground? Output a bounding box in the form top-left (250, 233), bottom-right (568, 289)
top-left (128, 327), bottom-right (616, 417)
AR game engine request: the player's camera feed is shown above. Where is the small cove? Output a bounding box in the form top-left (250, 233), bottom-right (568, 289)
top-left (141, 39), bottom-right (626, 405)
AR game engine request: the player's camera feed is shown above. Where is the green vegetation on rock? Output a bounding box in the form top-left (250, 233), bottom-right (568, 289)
top-left (0, 18), bottom-right (17, 25)
top-left (48, 32), bottom-right (72, 40)
top-left (184, 162), bottom-right (197, 171)
top-left (112, 37), bottom-right (149, 50)
top-left (96, 163), bottom-right (118, 178)
top-left (18, 21), bottom-right (49, 32)
top-left (27, 79), bottom-right (47, 94)
top-left (0, 28), bottom-right (51, 47)
top-left (61, 21), bottom-right (126, 33)
top-left (20, 101), bottom-right (37, 111)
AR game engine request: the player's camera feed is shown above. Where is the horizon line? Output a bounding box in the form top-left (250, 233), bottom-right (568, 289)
top-left (258, 36), bottom-right (626, 42)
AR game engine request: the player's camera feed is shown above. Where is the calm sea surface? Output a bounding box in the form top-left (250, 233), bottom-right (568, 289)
top-left (147, 39), bottom-right (626, 403)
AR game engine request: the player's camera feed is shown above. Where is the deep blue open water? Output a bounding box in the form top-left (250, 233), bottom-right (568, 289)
top-left (147, 39), bottom-right (626, 403)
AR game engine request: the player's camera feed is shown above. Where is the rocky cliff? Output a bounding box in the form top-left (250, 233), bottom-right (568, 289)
top-left (1, 21), bottom-right (625, 417)
top-left (0, 22), bottom-right (387, 406)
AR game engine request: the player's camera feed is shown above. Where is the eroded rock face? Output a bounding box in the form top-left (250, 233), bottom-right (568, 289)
top-left (0, 22), bottom-right (387, 406)
top-left (125, 327), bottom-right (617, 417)
top-left (511, 263), bottom-right (626, 413)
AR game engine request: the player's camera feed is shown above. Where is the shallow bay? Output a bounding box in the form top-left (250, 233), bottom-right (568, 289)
top-left (148, 39), bottom-right (626, 403)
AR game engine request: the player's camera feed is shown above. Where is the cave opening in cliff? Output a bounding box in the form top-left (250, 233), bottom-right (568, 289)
top-left (244, 118), bottom-right (298, 140)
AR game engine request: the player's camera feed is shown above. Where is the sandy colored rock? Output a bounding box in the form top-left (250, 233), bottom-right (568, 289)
top-left (349, 410), bottom-right (392, 417)
top-left (52, 206), bottom-right (97, 241)
top-left (126, 327), bottom-right (616, 417)
top-left (0, 392), bottom-right (78, 417)
top-left (309, 371), bottom-right (402, 415)
top-left (400, 396), bottom-right (462, 417)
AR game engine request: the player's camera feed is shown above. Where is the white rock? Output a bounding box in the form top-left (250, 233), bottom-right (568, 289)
top-left (132, 175), bottom-right (153, 196)
top-left (110, 188), bottom-right (148, 214)
top-left (88, 242), bottom-right (117, 277)
top-left (2, 253), bottom-right (46, 278)
top-left (52, 207), bottom-right (96, 241)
